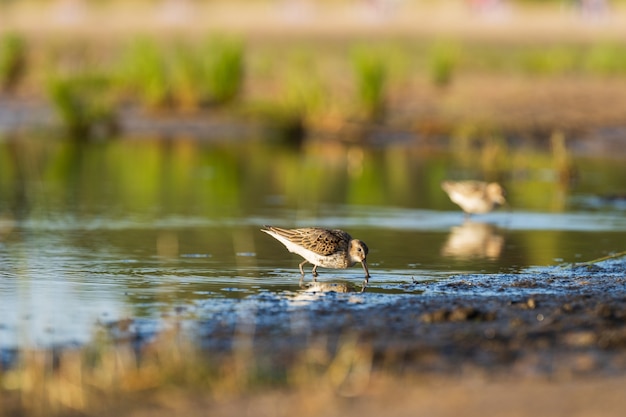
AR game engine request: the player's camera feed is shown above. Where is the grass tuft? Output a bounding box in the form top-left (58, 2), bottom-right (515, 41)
top-left (201, 36), bottom-right (245, 105)
top-left (46, 72), bottom-right (118, 140)
top-left (429, 41), bottom-right (458, 88)
top-left (0, 32), bottom-right (27, 93)
top-left (118, 38), bottom-right (171, 110)
top-left (351, 47), bottom-right (387, 120)
top-left (0, 325), bottom-right (374, 417)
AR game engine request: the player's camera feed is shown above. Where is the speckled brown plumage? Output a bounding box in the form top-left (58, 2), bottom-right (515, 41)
top-left (261, 225), bottom-right (370, 285)
top-left (263, 226), bottom-right (351, 256)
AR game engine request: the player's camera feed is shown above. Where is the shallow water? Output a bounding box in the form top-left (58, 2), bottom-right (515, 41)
top-left (0, 136), bottom-right (625, 350)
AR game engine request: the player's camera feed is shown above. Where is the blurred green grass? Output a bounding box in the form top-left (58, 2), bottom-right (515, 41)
top-left (0, 33), bottom-right (26, 93)
top-left (2, 30), bottom-right (626, 140)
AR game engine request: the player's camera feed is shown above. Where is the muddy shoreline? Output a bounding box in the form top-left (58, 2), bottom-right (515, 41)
top-left (2, 254), bottom-right (625, 378)
top-left (95, 254), bottom-right (626, 416)
top-left (2, 254), bottom-right (626, 417)
top-left (177, 254), bottom-right (626, 379)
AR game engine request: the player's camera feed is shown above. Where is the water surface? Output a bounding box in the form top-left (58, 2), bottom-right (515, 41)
top-left (1, 136), bottom-right (625, 350)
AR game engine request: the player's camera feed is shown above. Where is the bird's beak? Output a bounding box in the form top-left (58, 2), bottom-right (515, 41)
top-left (361, 260), bottom-right (370, 280)
top-left (360, 261), bottom-right (370, 293)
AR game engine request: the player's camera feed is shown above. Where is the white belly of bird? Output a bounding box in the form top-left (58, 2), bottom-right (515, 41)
top-left (450, 192), bottom-right (491, 213)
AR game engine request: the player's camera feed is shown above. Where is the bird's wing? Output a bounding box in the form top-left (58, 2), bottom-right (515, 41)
top-left (444, 181), bottom-right (487, 196)
top-left (263, 226), bottom-right (350, 256)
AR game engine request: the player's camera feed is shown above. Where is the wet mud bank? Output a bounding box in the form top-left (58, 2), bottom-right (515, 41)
top-left (192, 254), bottom-right (626, 378)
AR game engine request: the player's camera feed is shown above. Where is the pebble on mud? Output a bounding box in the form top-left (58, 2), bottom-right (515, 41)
top-left (563, 331), bottom-right (596, 347)
top-left (509, 297), bottom-right (538, 309)
top-left (420, 306), bottom-right (496, 323)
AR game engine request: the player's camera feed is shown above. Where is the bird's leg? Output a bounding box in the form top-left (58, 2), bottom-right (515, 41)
top-left (312, 265), bottom-right (318, 281)
top-left (299, 260), bottom-right (308, 276)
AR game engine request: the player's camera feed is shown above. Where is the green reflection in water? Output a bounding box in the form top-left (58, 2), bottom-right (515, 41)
top-left (1, 136), bottom-right (625, 301)
top-left (1, 136), bottom-right (624, 215)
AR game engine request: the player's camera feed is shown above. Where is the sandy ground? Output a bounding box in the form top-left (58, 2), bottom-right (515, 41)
top-left (112, 372), bottom-right (626, 417)
top-left (200, 375), bottom-right (626, 417)
top-left (4, 1), bottom-right (626, 41)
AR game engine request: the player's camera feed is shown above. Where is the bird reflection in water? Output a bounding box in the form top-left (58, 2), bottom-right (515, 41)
top-left (441, 221), bottom-right (505, 260)
top-left (290, 281), bottom-right (361, 305)
top-left (299, 281), bottom-right (353, 293)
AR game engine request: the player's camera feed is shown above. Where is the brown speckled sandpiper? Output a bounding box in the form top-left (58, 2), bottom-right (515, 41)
top-left (261, 226), bottom-right (370, 284)
top-left (442, 180), bottom-right (507, 217)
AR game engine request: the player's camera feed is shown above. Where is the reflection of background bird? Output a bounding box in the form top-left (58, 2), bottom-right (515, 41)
top-left (441, 221), bottom-right (505, 260)
top-left (442, 180), bottom-right (507, 218)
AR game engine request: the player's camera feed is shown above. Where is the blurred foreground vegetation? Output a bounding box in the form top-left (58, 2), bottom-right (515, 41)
top-left (0, 325), bottom-right (375, 417)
